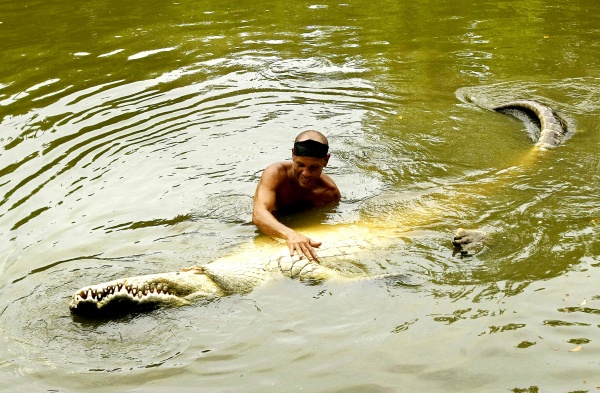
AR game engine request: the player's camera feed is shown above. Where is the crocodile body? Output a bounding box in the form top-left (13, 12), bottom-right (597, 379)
top-left (69, 98), bottom-right (572, 318)
top-left (70, 238), bottom-right (372, 318)
top-left (492, 100), bottom-right (568, 148)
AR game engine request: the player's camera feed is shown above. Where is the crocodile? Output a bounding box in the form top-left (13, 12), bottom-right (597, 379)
top-left (70, 99), bottom-right (571, 318)
top-left (69, 233), bottom-right (388, 318)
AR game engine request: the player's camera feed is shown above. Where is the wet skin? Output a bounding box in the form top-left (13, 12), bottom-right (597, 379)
top-left (252, 152), bottom-right (340, 261)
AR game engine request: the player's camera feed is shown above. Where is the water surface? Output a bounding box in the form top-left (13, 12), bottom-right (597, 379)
top-left (1, 0), bottom-right (599, 391)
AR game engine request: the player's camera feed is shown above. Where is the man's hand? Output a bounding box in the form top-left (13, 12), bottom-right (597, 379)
top-left (286, 232), bottom-right (322, 262)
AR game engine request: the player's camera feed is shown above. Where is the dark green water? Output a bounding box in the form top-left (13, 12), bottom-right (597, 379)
top-left (1, 0), bottom-right (599, 391)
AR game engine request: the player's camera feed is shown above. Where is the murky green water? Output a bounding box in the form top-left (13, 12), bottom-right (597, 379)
top-left (1, 0), bottom-right (599, 391)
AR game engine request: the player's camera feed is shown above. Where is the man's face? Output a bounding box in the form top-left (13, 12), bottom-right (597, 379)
top-left (292, 154), bottom-right (328, 188)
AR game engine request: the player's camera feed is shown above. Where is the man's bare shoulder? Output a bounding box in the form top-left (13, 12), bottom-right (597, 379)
top-left (316, 173), bottom-right (341, 203)
top-left (259, 161), bottom-right (291, 186)
top-left (262, 161), bottom-right (291, 176)
top-left (263, 161), bottom-right (291, 172)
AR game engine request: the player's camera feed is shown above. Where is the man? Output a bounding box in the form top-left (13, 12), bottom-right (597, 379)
top-left (252, 130), bottom-right (341, 261)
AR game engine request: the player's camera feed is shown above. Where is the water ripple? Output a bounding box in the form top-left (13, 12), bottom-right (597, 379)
top-left (0, 56), bottom-right (397, 284)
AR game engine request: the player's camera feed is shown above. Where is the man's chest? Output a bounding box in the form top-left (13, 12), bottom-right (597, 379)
top-left (275, 184), bottom-right (319, 209)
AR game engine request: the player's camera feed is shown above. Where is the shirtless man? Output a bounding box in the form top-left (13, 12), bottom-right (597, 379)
top-left (252, 130), bottom-right (341, 261)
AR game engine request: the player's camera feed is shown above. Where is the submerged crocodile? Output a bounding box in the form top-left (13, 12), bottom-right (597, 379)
top-left (451, 99), bottom-right (570, 254)
top-left (70, 99), bottom-right (571, 318)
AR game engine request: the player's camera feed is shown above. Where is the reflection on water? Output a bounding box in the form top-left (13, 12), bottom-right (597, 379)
top-left (1, 0), bottom-right (600, 391)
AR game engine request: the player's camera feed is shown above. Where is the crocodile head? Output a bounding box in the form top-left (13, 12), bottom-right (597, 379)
top-left (69, 269), bottom-right (224, 318)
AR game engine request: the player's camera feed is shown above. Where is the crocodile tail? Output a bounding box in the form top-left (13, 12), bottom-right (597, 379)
top-left (492, 100), bottom-right (568, 148)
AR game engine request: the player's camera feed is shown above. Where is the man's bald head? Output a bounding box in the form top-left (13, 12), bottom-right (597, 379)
top-left (293, 130), bottom-right (329, 158)
top-left (295, 130), bottom-right (328, 145)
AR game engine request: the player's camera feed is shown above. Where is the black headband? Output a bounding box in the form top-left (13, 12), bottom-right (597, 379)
top-left (293, 139), bottom-right (329, 158)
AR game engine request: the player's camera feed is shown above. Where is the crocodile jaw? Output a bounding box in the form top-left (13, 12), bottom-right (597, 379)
top-left (69, 270), bottom-right (223, 317)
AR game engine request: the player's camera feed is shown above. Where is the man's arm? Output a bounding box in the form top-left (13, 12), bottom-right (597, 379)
top-left (252, 164), bottom-right (322, 261)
